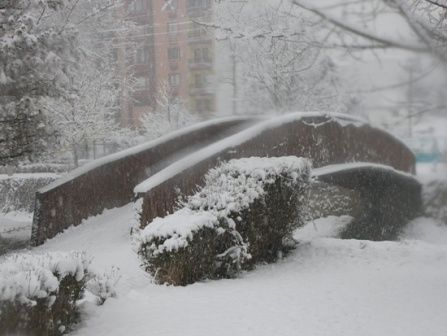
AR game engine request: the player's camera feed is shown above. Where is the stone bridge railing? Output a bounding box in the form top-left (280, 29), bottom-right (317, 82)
top-left (31, 117), bottom-right (256, 245)
top-left (32, 112), bottom-right (418, 246)
top-left (134, 113), bottom-right (417, 229)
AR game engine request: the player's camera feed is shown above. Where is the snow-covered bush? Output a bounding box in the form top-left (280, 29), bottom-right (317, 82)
top-left (137, 209), bottom-right (248, 285)
top-left (0, 174), bottom-right (59, 214)
top-left (85, 266), bottom-right (120, 305)
top-left (137, 157), bottom-right (311, 285)
top-left (423, 178), bottom-right (447, 225)
top-left (0, 251), bottom-right (112, 335)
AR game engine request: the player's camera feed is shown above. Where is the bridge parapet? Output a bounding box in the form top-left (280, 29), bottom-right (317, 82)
top-left (31, 117), bottom-right (256, 245)
top-left (135, 112), bottom-right (416, 229)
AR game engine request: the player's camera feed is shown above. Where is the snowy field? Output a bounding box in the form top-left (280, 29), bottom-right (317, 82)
top-left (1, 163), bottom-right (447, 335)
top-left (35, 209), bottom-right (447, 335)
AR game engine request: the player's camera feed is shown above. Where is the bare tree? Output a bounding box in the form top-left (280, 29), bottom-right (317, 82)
top-left (140, 81), bottom-right (199, 140)
top-left (292, 0), bottom-right (447, 64)
top-left (212, 0), bottom-right (347, 114)
top-left (42, 59), bottom-right (123, 167)
top-left (42, 0), bottom-right (135, 166)
top-left (289, 0), bottom-right (447, 127)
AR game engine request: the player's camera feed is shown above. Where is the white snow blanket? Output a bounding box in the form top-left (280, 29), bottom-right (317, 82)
top-left (0, 251), bottom-right (90, 305)
top-left (19, 204), bottom-right (447, 336)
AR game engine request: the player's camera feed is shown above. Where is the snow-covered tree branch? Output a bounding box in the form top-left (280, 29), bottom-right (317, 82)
top-left (212, 0), bottom-right (347, 114)
top-left (292, 0), bottom-right (447, 64)
top-left (140, 80), bottom-right (199, 140)
top-left (0, 0), bottom-right (81, 165)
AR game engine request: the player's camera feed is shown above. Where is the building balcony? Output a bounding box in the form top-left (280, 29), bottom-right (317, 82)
top-left (168, 61), bottom-right (179, 71)
top-left (189, 86), bottom-right (214, 96)
top-left (188, 34), bottom-right (212, 44)
top-left (188, 60), bottom-right (213, 70)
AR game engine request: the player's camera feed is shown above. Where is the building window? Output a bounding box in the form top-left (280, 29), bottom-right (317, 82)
top-left (112, 49), bottom-right (118, 62)
top-left (194, 73), bottom-right (207, 88)
top-left (169, 73), bottom-right (181, 87)
top-left (194, 49), bottom-right (201, 63)
top-left (129, 0), bottom-right (147, 12)
top-left (136, 47), bottom-right (150, 64)
top-left (202, 48), bottom-right (210, 62)
top-left (196, 98), bottom-right (212, 113)
top-left (135, 76), bottom-right (149, 90)
top-left (188, 0), bottom-right (211, 10)
top-left (167, 22), bottom-right (178, 35)
top-left (193, 47), bottom-right (211, 63)
top-left (168, 47), bottom-right (180, 60)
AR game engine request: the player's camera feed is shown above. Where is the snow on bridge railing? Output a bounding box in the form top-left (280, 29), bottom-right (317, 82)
top-left (134, 112), bottom-right (416, 229)
top-left (312, 162), bottom-right (416, 179)
top-left (134, 112), bottom-right (367, 194)
top-left (39, 116), bottom-right (258, 194)
top-left (31, 116), bottom-right (258, 246)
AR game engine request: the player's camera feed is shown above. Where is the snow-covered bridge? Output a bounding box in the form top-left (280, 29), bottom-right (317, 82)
top-left (32, 112), bottom-right (419, 245)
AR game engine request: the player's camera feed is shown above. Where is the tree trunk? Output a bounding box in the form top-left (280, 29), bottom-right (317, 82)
top-left (72, 145), bottom-right (79, 168)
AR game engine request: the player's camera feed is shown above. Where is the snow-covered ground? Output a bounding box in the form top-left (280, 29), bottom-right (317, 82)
top-left (21, 203), bottom-right (446, 336)
top-left (1, 161), bottom-right (446, 335)
top-left (0, 212), bottom-right (32, 255)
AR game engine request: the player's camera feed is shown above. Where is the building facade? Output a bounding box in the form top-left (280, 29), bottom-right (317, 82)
top-left (119, 0), bottom-right (227, 128)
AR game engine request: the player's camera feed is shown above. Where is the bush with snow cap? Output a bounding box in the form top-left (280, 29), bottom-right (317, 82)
top-left (0, 251), bottom-right (114, 335)
top-left (137, 156), bottom-right (311, 285)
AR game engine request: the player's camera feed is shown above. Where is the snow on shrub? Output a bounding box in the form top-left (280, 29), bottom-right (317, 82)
top-left (85, 266), bottom-right (120, 305)
top-left (137, 156), bottom-right (311, 285)
top-left (0, 251), bottom-right (114, 335)
top-left (137, 208), bottom-right (248, 285)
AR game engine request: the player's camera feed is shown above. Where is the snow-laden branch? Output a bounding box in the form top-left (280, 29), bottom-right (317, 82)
top-left (424, 0), bottom-right (447, 10)
top-left (292, 0), bottom-right (429, 53)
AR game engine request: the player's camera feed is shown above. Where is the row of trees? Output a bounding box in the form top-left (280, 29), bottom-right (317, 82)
top-left (214, 0), bottom-right (348, 115)
top-left (0, 0), bottom-right (132, 166)
top-left (3, 0), bottom-right (445, 165)
top-left (0, 0), bottom-right (203, 167)
top-left (212, 0), bottom-right (447, 122)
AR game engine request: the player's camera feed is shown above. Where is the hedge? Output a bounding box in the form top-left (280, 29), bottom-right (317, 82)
top-left (0, 251), bottom-right (116, 335)
top-left (136, 156), bottom-right (311, 286)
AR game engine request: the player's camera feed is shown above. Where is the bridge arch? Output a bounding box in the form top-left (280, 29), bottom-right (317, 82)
top-left (313, 163), bottom-right (422, 240)
top-left (32, 112), bottom-right (417, 245)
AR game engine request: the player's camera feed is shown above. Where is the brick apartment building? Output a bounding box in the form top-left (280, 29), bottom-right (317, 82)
top-left (117, 0), bottom-right (231, 128)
